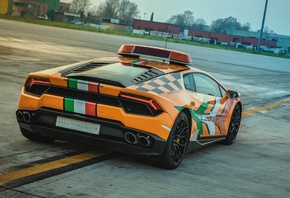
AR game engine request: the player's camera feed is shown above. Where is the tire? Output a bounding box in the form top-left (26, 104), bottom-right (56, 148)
top-left (222, 104), bottom-right (242, 145)
top-left (20, 127), bottom-right (55, 143)
top-left (151, 112), bottom-right (190, 169)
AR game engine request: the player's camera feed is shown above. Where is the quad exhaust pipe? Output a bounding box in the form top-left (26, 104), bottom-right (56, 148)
top-left (124, 132), bottom-right (138, 144)
top-left (23, 111), bottom-right (31, 123)
top-left (138, 135), bottom-right (151, 147)
top-left (16, 111), bottom-right (33, 123)
top-left (124, 132), bottom-right (152, 147)
top-left (16, 111), bottom-right (24, 122)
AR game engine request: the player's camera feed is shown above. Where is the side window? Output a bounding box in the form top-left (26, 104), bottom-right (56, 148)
top-left (193, 73), bottom-right (222, 97)
top-left (183, 73), bottom-right (195, 91)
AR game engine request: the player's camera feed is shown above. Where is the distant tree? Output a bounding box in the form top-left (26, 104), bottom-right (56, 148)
top-left (167, 10), bottom-right (194, 31)
top-left (210, 16), bottom-right (252, 33)
top-left (262, 26), bottom-right (275, 34)
top-left (47, 10), bottom-right (55, 21)
top-left (118, 0), bottom-right (139, 26)
top-left (150, 12), bottom-right (154, 22)
top-left (96, 0), bottom-right (139, 26)
top-left (240, 22), bottom-right (251, 31)
top-left (70, 0), bottom-right (91, 21)
top-left (84, 6), bottom-right (98, 23)
top-left (210, 18), bottom-right (224, 33)
top-left (263, 26), bottom-right (269, 33)
top-left (96, 0), bottom-right (120, 19)
top-left (192, 18), bottom-right (206, 31)
top-left (211, 16), bottom-right (242, 33)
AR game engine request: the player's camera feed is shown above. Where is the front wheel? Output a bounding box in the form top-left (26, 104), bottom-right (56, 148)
top-left (151, 112), bottom-right (190, 169)
top-left (222, 104), bottom-right (242, 145)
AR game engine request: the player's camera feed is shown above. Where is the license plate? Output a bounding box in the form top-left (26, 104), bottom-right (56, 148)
top-left (56, 116), bottom-right (100, 135)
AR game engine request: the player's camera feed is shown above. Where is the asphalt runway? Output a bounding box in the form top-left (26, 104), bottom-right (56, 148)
top-left (0, 19), bottom-right (290, 197)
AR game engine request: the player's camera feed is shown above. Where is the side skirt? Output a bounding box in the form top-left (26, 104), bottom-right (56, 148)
top-left (187, 131), bottom-right (226, 152)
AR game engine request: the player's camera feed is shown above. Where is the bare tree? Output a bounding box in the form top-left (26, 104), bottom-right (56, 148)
top-left (192, 18), bottom-right (206, 31)
top-left (96, 0), bottom-right (139, 26)
top-left (96, 0), bottom-right (120, 19)
top-left (210, 17), bottom-right (252, 33)
top-left (118, 0), bottom-right (139, 25)
top-left (211, 17), bottom-right (243, 33)
top-left (70, 0), bottom-right (91, 21)
top-left (240, 22), bottom-right (251, 31)
top-left (167, 11), bottom-right (194, 31)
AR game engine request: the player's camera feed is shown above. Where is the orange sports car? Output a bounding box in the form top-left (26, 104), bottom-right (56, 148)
top-left (16, 44), bottom-right (242, 169)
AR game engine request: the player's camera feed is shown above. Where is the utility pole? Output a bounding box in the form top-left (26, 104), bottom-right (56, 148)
top-left (257, 0), bottom-right (268, 51)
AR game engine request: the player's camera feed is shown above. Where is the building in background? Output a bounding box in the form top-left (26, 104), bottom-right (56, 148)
top-left (54, 2), bottom-right (80, 23)
top-left (38, 0), bottom-right (59, 13)
top-left (133, 19), bottom-right (180, 35)
top-left (10, 0), bottom-right (60, 19)
top-left (12, 0), bottom-right (48, 18)
top-left (132, 19), bottom-right (290, 55)
top-left (188, 29), bottom-right (277, 48)
top-left (0, 0), bottom-right (13, 15)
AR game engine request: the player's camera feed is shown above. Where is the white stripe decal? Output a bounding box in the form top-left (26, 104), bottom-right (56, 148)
top-left (207, 99), bottom-right (220, 135)
top-left (78, 80), bottom-right (88, 91)
top-left (74, 100), bottom-right (86, 114)
top-left (197, 99), bottom-right (221, 135)
top-left (206, 122), bottom-right (216, 135)
top-left (161, 124), bottom-right (171, 131)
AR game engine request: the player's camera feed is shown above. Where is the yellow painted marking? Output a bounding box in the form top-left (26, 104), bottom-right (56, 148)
top-left (242, 99), bottom-right (290, 117)
top-left (0, 151), bottom-right (108, 185)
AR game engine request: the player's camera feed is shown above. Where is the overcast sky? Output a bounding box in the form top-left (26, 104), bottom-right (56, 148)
top-left (63, 0), bottom-right (290, 36)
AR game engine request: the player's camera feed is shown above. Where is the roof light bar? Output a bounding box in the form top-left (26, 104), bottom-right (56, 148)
top-left (117, 44), bottom-right (192, 65)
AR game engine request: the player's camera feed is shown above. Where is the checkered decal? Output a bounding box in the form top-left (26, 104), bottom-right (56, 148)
top-left (129, 73), bottom-right (183, 94)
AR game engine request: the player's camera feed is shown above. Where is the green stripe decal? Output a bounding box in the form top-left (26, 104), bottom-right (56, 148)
top-left (175, 95), bottom-right (210, 135)
top-left (68, 78), bottom-right (78, 89)
top-left (196, 95), bottom-right (209, 114)
top-left (64, 98), bottom-right (74, 112)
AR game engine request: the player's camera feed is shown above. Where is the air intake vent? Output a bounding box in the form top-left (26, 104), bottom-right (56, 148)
top-left (70, 62), bottom-right (109, 74)
top-left (132, 68), bottom-right (164, 84)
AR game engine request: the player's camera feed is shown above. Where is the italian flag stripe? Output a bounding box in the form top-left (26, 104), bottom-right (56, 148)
top-left (68, 78), bottom-right (78, 89)
top-left (64, 98), bottom-right (74, 112)
top-left (64, 98), bottom-right (96, 116)
top-left (86, 101), bottom-right (96, 116)
top-left (77, 80), bottom-right (88, 91)
top-left (74, 100), bottom-right (86, 114)
top-left (88, 82), bottom-right (99, 93)
top-left (67, 78), bottom-right (99, 93)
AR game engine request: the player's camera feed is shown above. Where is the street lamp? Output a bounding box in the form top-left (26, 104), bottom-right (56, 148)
top-left (257, 0), bottom-right (268, 51)
top-left (144, 13), bottom-right (146, 20)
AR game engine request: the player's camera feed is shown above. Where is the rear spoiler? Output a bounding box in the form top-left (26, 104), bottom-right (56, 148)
top-left (118, 44), bottom-right (192, 66)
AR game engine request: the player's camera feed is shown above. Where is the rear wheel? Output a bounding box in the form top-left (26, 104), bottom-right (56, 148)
top-left (151, 112), bottom-right (190, 169)
top-left (222, 104), bottom-right (242, 145)
top-left (20, 127), bottom-right (55, 143)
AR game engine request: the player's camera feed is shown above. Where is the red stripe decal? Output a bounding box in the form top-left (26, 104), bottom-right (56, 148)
top-left (85, 102), bottom-right (96, 116)
top-left (88, 82), bottom-right (99, 93)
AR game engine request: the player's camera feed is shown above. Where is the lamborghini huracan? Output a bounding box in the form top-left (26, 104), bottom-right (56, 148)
top-left (16, 44), bottom-right (242, 169)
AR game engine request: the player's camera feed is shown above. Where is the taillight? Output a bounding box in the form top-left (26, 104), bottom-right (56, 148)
top-left (119, 93), bottom-right (162, 111)
top-left (25, 77), bottom-right (51, 96)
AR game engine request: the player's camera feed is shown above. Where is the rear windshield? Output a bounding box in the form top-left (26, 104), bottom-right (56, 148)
top-left (97, 63), bottom-right (147, 78)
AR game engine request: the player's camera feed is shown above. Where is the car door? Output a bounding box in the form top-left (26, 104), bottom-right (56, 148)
top-left (184, 72), bottom-right (229, 138)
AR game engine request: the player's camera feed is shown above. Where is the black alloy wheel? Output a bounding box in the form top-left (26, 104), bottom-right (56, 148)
top-left (223, 104), bottom-right (242, 145)
top-left (152, 112), bottom-right (190, 169)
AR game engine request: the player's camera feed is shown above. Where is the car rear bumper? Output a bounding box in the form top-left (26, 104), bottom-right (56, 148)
top-left (16, 108), bottom-right (167, 155)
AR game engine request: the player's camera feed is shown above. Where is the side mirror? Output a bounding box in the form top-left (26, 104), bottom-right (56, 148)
top-left (226, 90), bottom-right (240, 99)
